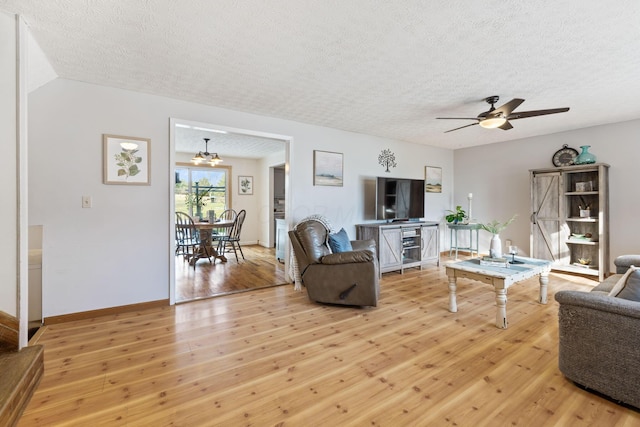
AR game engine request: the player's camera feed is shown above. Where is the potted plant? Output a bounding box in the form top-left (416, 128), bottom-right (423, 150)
top-left (445, 206), bottom-right (467, 224)
top-left (480, 214), bottom-right (517, 258)
top-left (185, 188), bottom-right (211, 220)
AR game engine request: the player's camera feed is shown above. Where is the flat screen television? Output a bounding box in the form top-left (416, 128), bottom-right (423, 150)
top-left (376, 177), bottom-right (425, 221)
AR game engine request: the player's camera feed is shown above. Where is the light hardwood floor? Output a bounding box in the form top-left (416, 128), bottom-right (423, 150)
top-left (21, 260), bottom-right (640, 426)
top-left (176, 245), bottom-right (286, 302)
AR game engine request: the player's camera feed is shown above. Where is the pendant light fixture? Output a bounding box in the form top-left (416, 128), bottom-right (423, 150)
top-left (191, 138), bottom-right (223, 166)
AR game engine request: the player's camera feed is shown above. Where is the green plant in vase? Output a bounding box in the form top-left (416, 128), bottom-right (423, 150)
top-left (185, 187), bottom-right (211, 220)
top-left (480, 214), bottom-right (517, 258)
top-left (445, 205), bottom-right (467, 224)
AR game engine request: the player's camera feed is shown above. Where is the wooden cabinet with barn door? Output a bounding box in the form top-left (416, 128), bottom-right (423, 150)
top-left (356, 222), bottom-right (439, 274)
top-left (530, 163), bottom-right (609, 281)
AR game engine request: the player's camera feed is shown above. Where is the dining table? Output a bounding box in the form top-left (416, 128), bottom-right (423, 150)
top-left (192, 220), bottom-right (235, 264)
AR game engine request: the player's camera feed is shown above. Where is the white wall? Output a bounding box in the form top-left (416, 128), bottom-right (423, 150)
top-left (0, 12), bottom-right (18, 316)
top-left (29, 78), bottom-right (454, 317)
top-left (454, 120), bottom-right (640, 271)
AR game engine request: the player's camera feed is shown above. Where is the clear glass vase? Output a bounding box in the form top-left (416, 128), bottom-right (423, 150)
top-left (575, 145), bottom-right (596, 165)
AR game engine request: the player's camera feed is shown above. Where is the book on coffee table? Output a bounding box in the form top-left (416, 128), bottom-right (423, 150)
top-left (480, 256), bottom-right (509, 267)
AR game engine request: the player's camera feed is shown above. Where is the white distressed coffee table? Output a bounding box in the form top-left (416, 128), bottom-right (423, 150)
top-left (445, 256), bottom-right (551, 329)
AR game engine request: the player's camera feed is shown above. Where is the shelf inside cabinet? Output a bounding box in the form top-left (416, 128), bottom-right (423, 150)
top-left (565, 191), bottom-right (598, 196)
top-left (566, 217), bottom-right (597, 222)
top-left (572, 262), bottom-right (598, 270)
top-left (566, 239), bottom-right (598, 245)
top-left (556, 264), bottom-right (600, 276)
top-left (403, 245), bottom-right (420, 250)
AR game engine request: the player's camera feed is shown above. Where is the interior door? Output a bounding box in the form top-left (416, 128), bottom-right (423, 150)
top-left (531, 171), bottom-right (568, 264)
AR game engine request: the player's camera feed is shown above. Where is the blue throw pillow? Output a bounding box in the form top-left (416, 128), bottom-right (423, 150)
top-left (328, 228), bottom-right (353, 253)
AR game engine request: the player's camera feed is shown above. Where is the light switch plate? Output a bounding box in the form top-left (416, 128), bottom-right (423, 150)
top-left (82, 196), bottom-right (92, 208)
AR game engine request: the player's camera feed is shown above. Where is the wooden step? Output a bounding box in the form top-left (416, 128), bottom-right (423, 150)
top-left (0, 345), bottom-right (44, 427)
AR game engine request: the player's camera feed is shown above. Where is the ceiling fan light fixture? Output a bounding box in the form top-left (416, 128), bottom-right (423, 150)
top-left (479, 117), bottom-right (507, 129)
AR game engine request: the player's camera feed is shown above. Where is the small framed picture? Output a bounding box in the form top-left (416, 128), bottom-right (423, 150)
top-left (103, 134), bottom-right (151, 185)
top-left (425, 166), bottom-right (442, 193)
top-left (238, 176), bottom-right (253, 195)
top-left (314, 150), bottom-right (343, 186)
top-left (575, 181), bottom-right (593, 192)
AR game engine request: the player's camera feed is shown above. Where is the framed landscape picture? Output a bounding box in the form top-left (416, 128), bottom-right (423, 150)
top-left (314, 150), bottom-right (343, 186)
top-left (238, 176), bottom-right (254, 195)
top-left (425, 166), bottom-right (442, 193)
top-left (103, 134), bottom-right (151, 185)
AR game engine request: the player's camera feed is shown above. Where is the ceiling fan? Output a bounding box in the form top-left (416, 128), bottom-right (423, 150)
top-left (437, 96), bottom-right (569, 133)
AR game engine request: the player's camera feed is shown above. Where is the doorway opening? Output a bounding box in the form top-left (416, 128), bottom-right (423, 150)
top-left (169, 118), bottom-right (291, 304)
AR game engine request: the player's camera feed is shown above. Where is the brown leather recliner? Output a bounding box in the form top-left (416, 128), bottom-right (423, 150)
top-left (289, 219), bottom-right (380, 307)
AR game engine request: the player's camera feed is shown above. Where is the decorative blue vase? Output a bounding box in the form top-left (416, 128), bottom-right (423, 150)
top-left (575, 145), bottom-right (596, 165)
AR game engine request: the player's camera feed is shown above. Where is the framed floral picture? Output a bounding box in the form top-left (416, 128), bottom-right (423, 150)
top-left (238, 175), bottom-right (253, 195)
top-left (103, 134), bottom-right (151, 185)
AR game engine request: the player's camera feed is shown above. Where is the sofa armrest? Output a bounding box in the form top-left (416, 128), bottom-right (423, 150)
top-left (555, 290), bottom-right (640, 319)
top-left (351, 239), bottom-right (377, 259)
top-left (351, 238), bottom-right (376, 252)
top-left (321, 250), bottom-right (374, 265)
top-left (614, 255), bottom-right (640, 274)
top-left (555, 290), bottom-right (640, 408)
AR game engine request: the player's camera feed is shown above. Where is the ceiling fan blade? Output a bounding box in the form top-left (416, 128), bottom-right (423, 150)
top-left (498, 121), bottom-right (513, 130)
top-left (444, 122), bottom-right (479, 133)
top-left (508, 107), bottom-right (570, 120)
top-left (494, 98), bottom-right (525, 116)
top-left (436, 117), bottom-right (479, 120)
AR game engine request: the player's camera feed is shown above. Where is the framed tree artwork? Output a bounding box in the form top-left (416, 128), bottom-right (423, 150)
top-left (103, 134), bottom-right (151, 185)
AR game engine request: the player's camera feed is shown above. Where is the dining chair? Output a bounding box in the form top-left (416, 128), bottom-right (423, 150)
top-left (211, 209), bottom-right (237, 243)
top-left (218, 209), bottom-right (237, 222)
top-left (217, 209), bottom-right (246, 263)
top-left (175, 211), bottom-right (211, 269)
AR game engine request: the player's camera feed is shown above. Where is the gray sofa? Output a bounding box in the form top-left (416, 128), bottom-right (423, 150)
top-left (555, 255), bottom-right (640, 408)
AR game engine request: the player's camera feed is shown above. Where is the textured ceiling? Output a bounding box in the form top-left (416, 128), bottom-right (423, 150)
top-left (3, 0), bottom-right (640, 150)
top-left (174, 124), bottom-right (286, 159)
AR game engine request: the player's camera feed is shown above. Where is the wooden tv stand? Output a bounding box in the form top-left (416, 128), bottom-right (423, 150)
top-left (356, 221), bottom-right (439, 274)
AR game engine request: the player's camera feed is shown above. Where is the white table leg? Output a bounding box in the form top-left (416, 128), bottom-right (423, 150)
top-left (449, 228), bottom-right (453, 256)
top-left (453, 230), bottom-right (456, 260)
top-left (495, 288), bottom-right (507, 329)
top-left (448, 276), bottom-right (458, 313)
top-left (539, 270), bottom-right (549, 304)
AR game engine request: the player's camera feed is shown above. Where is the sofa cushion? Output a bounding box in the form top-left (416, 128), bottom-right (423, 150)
top-left (592, 274), bottom-right (620, 294)
top-left (321, 250), bottom-right (373, 264)
top-left (616, 269), bottom-right (640, 301)
top-left (328, 228), bottom-right (353, 253)
top-left (609, 265), bottom-right (640, 300)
